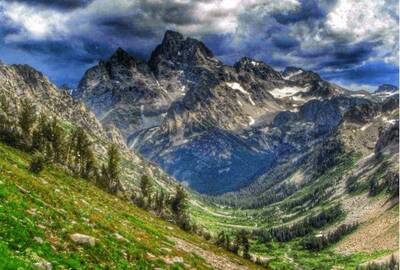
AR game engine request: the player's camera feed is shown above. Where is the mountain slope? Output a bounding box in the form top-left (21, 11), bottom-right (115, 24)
top-left (0, 60), bottom-right (179, 195)
top-left (0, 142), bottom-right (261, 270)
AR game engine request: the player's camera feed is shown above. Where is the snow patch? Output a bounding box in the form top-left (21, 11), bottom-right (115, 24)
top-left (360, 123), bottom-right (371, 131)
top-left (351, 93), bottom-right (367, 97)
top-left (382, 117), bottom-right (397, 125)
top-left (248, 116), bottom-right (255, 125)
top-left (283, 70), bottom-right (303, 80)
top-left (269, 86), bottom-right (308, 98)
top-left (227, 82), bottom-right (255, 105)
top-left (227, 82), bottom-right (248, 95)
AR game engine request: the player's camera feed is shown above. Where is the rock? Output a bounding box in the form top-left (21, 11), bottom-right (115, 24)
top-left (70, 233), bottom-right (96, 247)
top-left (34, 237), bottom-right (44, 244)
top-left (146, 252), bottom-right (156, 260)
top-left (27, 208), bottom-right (37, 215)
top-left (114, 233), bottom-right (127, 242)
top-left (163, 256), bottom-right (184, 265)
top-left (33, 261), bottom-right (52, 270)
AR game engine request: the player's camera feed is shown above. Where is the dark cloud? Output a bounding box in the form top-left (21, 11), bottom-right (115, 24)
top-left (138, 0), bottom-right (197, 26)
top-left (13, 40), bottom-right (111, 64)
top-left (271, 35), bottom-right (300, 50)
top-left (321, 61), bottom-right (399, 88)
top-left (0, 0), bottom-right (397, 88)
top-left (273, 0), bottom-right (328, 24)
top-left (4, 0), bottom-right (93, 10)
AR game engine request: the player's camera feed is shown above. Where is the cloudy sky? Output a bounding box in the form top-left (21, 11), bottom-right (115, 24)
top-left (0, 0), bottom-right (398, 91)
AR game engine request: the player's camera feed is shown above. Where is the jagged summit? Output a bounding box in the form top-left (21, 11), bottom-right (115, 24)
top-left (149, 30), bottom-right (215, 73)
top-left (109, 47), bottom-right (137, 63)
top-left (375, 84), bottom-right (398, 93)
top-left (162, 30), bottom-right (185, 43)
top-left (234, 57), bottom-right (283, 81)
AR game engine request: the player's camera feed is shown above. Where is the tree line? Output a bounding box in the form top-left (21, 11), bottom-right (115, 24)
top-left (0, 97), bottom-right (121, 193)
top-left (253, 206), bottom-right (344, 243)
top-left (0, 96), bottom-right (196, 233)
top-left (301, 223), bottom-right (358, 251)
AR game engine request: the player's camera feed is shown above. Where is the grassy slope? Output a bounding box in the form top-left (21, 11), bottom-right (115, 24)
top-left (189, 154), bottom-right (398, 269)
top-left (0, 142), bottom-right (262, 270)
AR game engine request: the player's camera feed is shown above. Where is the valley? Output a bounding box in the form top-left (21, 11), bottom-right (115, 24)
top-left (0, 29), bottom-right (398, 270)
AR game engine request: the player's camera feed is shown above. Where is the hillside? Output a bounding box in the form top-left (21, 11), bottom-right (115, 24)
top-left (0, 30), bottom-right (398, 270)
top-left (0, 142), bottom-right (261, 270)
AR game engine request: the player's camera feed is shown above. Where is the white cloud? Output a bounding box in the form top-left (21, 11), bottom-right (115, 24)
top-left (2, 2), bottom-right (69, 42)
top-left (334, 81), bottom-right (377, 92)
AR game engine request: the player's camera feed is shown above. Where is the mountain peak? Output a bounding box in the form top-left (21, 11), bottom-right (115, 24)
top-left (149, 30), bottom-right (214, 73)
top-left (375, 84), bottom-right (398, 93)
top-left (109, 47), bottom-right (137, 64)
top-left (234, 57), bottom-right (282, 81)
top-left (162, 30), bottom-right (185, 43)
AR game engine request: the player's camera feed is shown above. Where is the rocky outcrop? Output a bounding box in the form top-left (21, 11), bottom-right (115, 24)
top-left (75, 30), bottom-right (397, 195)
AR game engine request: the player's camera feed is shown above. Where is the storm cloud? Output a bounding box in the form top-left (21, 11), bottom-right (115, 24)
top-left (0, 0), bottom-right (398, 89)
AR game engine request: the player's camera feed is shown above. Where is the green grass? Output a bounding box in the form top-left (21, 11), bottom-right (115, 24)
top-left (0, 142), bottom-right (261, 270)
top-left (189, 152), bottom-right (398, 269)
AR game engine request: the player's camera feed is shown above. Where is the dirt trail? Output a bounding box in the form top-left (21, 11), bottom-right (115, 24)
top-left (190, 199), bottom-right (235, 219)
top-left (170, 236), bottom-right (251, 270)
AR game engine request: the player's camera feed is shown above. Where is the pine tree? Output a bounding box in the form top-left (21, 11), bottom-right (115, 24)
top-left (171, 184), bottom-right (187, 216)
top-left (140, 175), bottom-right (153, 198)
top-left (32, 114), bottom-right (49, 152)
top-left (154, 190), bottom-right (166, 214)
top-left (69, 126), bottom-right (96, 179)
top-left (99, 144), bottom-right (120, 193)
top-left (18, 99), bottom-right (36, 146)
top-left (0, 94), bottom-right (17, 145)
top-left (171, 184), bottom-right (191, 231)
top-left (216, 231), bottom-right (231, 250)
top-left (48, 117), bottom-right (66, 163)
top-left (234, 230), bottom-right (250, 259)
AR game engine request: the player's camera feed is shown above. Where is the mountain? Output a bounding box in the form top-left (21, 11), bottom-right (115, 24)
top-left (373, 84), bottom-right (399, 100)
top-left (375, 84), bottom-right (398, 93)
top-left (0, 31), bottom-right (398, 269)
top-left (0, 60), bottom-right (180, 196)
top-left (76, 30), bottom-right (371, 195)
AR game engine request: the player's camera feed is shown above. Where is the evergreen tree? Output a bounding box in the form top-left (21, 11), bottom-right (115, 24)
top-left (0, 94), bottom-right (18, 145)
top-left (140, 175), bottom-right (153, 203)
top-left (154, 190), bottom-right (166, 214)
top-left (32, 114), bottom-right (49, 152)
top-left (216, 231), bottom-right (231, 250)
top-left (99, 144), bottom-right (120, 193)
top-left (171, 184), bottom-right (191, 231)
top-left (69, 126), bottom-right (96, 179)
top-left (369, 178), bottom-right (379, 196)
top-left (234, 230), bottom-right (250, 259)
top-left (18, 99), bottom-right (36, 146)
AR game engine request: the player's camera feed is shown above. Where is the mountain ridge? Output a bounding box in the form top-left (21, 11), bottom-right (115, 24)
top-left (73, 30), bottom-right (398, 195)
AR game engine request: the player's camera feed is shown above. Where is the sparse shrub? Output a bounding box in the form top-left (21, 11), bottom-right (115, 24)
top-left (29, 152), bottom-right (46, 174)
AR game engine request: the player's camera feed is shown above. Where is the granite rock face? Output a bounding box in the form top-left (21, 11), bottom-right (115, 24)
top-left (75, 30), bottom-right (396, 195)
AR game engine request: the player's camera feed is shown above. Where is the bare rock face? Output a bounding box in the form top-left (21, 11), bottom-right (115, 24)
top-left (375, 121), bottom-right (399, 157)
top-left (75, 30), bottom-right (397, 195)
top-left (0, 62), bottom-right (109, 145)
top-left (70, 233), bottom-right (97, 246)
